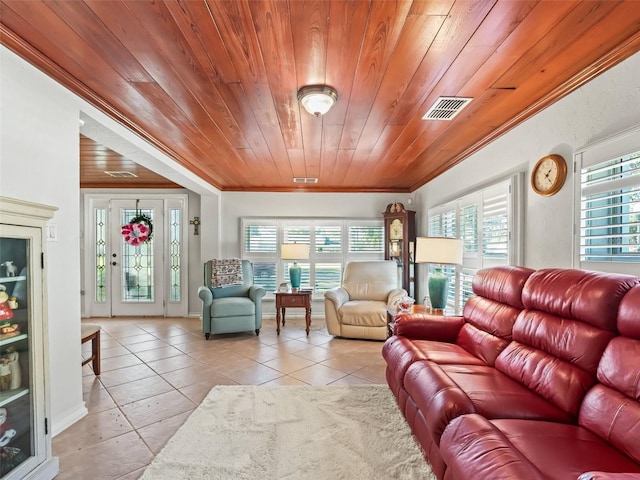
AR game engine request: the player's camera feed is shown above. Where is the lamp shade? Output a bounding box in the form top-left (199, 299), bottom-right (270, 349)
top-left (281, 243), bottom-right (309, 289)
top-left (415, 237), bottom-right (463, 310)
top-left (297, 85), bottom-right (338, 116)
top-left (281, 243), bottom-right (310, 260)
top-left (415, 237), bottom-right (463, 265)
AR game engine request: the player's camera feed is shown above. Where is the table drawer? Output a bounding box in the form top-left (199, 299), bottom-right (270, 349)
top-left (281, 295), bottom-right (306, 307)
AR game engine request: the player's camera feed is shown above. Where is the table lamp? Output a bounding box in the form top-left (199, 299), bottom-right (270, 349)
top-left (415, 237), bottom-right (463, 310)
top-left (281, 242), bottom-right (310, 290)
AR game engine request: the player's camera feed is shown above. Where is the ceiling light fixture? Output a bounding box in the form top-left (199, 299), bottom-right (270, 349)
top-left (297, 85), bottom-right (338, 116)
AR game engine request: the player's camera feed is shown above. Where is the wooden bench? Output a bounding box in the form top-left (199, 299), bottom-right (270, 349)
top-left (81, 323), bottom-right (101, 375)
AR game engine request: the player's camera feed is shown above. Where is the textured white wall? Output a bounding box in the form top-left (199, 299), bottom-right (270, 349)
top-left (417, 50), bottom-right (640, 271)
top-left (0, 47), bottom-right (85, 434)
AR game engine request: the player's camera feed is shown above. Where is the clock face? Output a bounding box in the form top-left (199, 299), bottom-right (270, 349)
top-left (389, 219), bottom-right (403, 240)
top-left (531, 154), bottom-right (567, 196)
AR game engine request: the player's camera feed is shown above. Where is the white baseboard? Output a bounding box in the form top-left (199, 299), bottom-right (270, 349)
top-left (52, 403), bottom-right (88, 437)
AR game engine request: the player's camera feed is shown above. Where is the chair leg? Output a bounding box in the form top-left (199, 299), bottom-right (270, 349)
top-left (91, 330), bottom-right (101, 375)
top-left (255, 329), bottom-right (260, 336)
top-left (205, 333), bottom-right (210, 340)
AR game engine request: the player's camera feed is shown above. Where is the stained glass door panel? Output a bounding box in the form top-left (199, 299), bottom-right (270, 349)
top-left (110, 200), bottom-right (164, 316)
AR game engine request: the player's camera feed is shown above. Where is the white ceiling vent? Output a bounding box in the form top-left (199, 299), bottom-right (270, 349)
top-left (104, 171), bottom-right (138, 178)
top-left (293, 177), bottom-right (318, 183)
top-left (422, 97), bottom-right (473, 121)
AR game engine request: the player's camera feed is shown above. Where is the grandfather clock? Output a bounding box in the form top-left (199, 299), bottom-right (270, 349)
top-left (383, 202), bottom-right (416, 298)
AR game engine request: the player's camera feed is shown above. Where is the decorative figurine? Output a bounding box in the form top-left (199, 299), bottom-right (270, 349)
top-left (0, 262), bottom-right (18, 277)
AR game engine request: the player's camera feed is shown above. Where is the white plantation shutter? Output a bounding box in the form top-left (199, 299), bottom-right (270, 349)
top-left (578, 149), bottom-right (640, 266)
top-left (427, 175), bottom-right (521, 312)
top-left (241, 218), bottom-right (384, 295)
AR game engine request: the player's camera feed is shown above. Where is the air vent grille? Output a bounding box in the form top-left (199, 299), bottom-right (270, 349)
top-left (293, 177), bottom-right (318, 183)
top-left (104, 171), bottom-right (138, 178)
top-left (422, 97), bottom-right (473, 121)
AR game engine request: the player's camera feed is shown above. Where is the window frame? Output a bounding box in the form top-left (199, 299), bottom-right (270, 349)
top-left (574, 125), bottom-right (640, 275)
top-left (241, 217), bottom-right (385, 297)
top-left (427, 174), bottom-right (523, 312)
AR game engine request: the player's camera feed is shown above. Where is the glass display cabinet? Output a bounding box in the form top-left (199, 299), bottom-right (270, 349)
top-left (0, 197), bottom-right (58, 480)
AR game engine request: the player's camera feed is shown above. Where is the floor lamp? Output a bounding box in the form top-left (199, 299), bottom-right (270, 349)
top-left (281, 242), bottom-right (310, 291)
top-left (415, 237), bottom-right (463, 310)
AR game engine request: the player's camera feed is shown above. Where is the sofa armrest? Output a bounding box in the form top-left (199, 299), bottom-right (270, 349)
top-left (393, 312), bottom-right (464, 342)
top-left (387, 288), bottom-right (408, 306)
top-left (324, 287), bottom-right (349, 310)
top-left (579, 474), bottom-right (640, 480)
top-left (198, 286), bottom-right (213, 307)
top-left (249, 285), bottom-right (266, 302)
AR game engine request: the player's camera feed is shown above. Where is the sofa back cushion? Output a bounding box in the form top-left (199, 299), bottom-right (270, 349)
top-left (496, 269), bottom-right (639, 420)
top-left (457, 266), bottom-right (534, 365)
top-left (342, 260), bottom-right (399, 301)
top-left (579, 285), bottom-right (640, 463)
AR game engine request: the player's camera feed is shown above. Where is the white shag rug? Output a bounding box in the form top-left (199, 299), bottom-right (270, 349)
top-left (140, 384), bottom-right (435, 480)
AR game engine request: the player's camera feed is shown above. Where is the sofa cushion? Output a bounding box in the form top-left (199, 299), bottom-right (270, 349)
top-left (492, 269), bottom-right (637, 419)
top-left (441, 414), bottom-right (640, 480)
top-left (342, 260), bottom-right (398, 301)
top-left (521, 269), bottom-right (639, 332)
top-left (404, 360), bottom-right (572, 446)
top-left (407, 339), bottom-right (487, 366)
top-left (211, 297), bottom-right (256, 317)
top-left (439, 363), bottom-right (572, 422)
top-left (339, 300), bottom-right (386, 327)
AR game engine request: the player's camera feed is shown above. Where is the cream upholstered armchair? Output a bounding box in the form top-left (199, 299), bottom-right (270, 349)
top-left (324, 260), bottom-right (407, 340)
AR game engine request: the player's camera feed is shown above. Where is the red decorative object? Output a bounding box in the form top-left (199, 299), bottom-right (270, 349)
top-left (121, 213), bottom-right (153, 246)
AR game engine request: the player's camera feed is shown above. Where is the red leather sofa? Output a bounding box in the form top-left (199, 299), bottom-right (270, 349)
top-left (382, 267), bottom-right (640, 480)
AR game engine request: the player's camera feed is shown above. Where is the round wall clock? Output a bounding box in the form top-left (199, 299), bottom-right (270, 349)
top-left (530, 154), bottom-right (567, 196)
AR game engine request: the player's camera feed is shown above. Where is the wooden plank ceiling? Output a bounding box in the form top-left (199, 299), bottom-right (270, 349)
top-left (2, 1), bottom-right (640, 192)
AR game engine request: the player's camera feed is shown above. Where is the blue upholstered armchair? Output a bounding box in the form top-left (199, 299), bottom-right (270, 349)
top-left (197, 260), bottom-right (266, 339)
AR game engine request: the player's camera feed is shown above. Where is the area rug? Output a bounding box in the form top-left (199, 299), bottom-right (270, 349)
top-left (140, 384), bottom-right (435, 480)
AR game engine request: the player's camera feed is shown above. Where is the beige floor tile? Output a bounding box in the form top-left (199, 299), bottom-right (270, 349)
top-left (207, 351), bottom-right (261, 373)
top-left (53, 408), bottom-right (134, 457)
top-left (320, 351), bottom-right (383, 374)
top-left (101, 353), bottom-right (143, 372)
top-left (145, 354), bottom-right (204, 374)
top-left (263, 353), bottom-right (316, 374)
top-left (133, 345), bottom-right (184, 363)
top-left (261, 375), bottom-right (309, 386)
top-left (100, 345), bottom-right (131, 359)
top-left (108, 375), bottom-right (175, 406)
top-left (222, 363), bottom-right (283, 385)
top-left (179, 379), bottom-right (240, 404)
top-left (329, 374), bottom-right (376, 386)
top-left (351, 364), bottom-right (388, 383)
top-left (84, 384), bottom-right (118, 414)
top-left (117, 333), bottom-right (159, 346)
top-left (121, 390), bottom-right (195, 429)
top-left (160, 364), bottom-right (235, 389)
top-left (137, 410), bottom-right (193, 454)
top-left (98, 363), bottom-right (158, 388)
top-left (291, 345), bottom-right (338, 362)
top-left (115, 467), bottom-right (146, 480)
top-left (55, 431), bottom-right (153, 480)
top-left (124, 339), bottom-right (170, 353)
top-left (289, 364), bottom-right (347, 386)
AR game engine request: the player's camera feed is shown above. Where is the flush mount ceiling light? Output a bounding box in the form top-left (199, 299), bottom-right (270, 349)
top-left (297, 85), bottom-right (338, 116)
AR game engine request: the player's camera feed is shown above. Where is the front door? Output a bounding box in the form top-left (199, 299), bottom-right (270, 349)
top-left (110, 199), bottom-right (164, 316)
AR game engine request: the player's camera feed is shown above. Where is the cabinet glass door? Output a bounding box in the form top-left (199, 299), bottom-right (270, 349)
top-left (0, 226), bottom-right (43, 478)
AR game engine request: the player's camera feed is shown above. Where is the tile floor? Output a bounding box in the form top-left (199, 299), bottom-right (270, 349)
top-left (53, 315), bottom-right (388, 479)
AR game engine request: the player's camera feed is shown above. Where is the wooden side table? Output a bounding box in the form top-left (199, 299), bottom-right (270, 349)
top-left (275, 290), bottom-right (313, 335)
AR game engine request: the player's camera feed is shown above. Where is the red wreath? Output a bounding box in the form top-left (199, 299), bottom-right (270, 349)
top-left (121, 214), bottom-right (153, 246)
